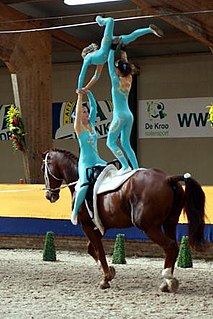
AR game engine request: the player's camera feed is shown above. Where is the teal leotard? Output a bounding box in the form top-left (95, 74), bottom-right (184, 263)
top-left (72, 91), bottom-right (106, 223)
top-left (78, 16), bottom-right (155, 89)
top-left (106, 49), bottom-right (138, 170)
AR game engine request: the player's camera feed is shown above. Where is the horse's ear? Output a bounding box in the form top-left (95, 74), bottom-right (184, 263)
top-left (38, 150), bottom-right (48, 159)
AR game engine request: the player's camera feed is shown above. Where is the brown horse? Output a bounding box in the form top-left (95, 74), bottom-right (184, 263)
top-left (42, 149), bottom-right (206, 292)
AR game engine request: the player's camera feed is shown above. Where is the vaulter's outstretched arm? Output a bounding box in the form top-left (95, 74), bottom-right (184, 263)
top-left (87, 90), bottom-right (97, 126)
top-left (84, 64), bottom-right (104, 91)
top-left (77, 58), bottom-right (90, 90)
top-left (74, 93), bottom-right (83, 135)
top-left (108, 49), bottom-right (117, 81)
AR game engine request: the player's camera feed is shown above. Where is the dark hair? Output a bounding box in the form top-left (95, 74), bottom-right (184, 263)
top-left (114, 59), bottom-right (132, 76)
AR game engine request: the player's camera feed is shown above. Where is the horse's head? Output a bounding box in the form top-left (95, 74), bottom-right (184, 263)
top-left (41, 150), bottom-right (64, 203)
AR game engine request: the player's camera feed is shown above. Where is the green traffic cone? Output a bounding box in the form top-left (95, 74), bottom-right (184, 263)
top-left (112, 233), bottom-right (126, 264)
top-left (177, 235), bottom-right (193, 268)
top-left (43, 231), bottom-right (56, 261)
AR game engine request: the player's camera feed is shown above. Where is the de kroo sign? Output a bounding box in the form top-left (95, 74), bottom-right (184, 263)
top-left (139, 97), bottom-right (213, 138)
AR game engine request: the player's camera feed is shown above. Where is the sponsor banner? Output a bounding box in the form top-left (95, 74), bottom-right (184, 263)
top-left (0, 100), bottom-right (113, 141)
top-left (53, 100), bottom-right (113, 139)
top-left (0, 104), bottom-right (12, 141)
top-left (1, 98), bottom-right (212, 141)
top-left (139, 97), bottom-right (213, 138)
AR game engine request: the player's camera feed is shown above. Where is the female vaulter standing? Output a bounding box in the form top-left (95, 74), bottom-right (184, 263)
top-left (78, 16), bottom-right (163, 91)
top-left (106, 40), bottom-right (138, 173)
top-left (71, 91), bottom-right (106, 225)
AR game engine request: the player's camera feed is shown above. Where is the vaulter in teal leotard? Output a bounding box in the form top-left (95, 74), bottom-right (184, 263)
top-left (71, 91), bottom-right (106, 225)
top-left (106, 40), bottom-right (138, 173)
top-left (78, 16), bottom-right (163, 92)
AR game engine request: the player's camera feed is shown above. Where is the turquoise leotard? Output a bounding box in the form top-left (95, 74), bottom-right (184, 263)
top-left (106, 49), bottom-right (138, 170)
top-left (72, 91), bottom-right (106, 221)
top-left (77, 16), bottom-right (155, 89)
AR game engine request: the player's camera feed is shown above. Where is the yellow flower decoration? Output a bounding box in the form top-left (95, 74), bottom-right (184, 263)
top-left (6, 104), bottom-right (26, 152)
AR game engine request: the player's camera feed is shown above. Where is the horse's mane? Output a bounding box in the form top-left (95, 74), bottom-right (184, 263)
top-left (51, 148), bottom-right (79, 163)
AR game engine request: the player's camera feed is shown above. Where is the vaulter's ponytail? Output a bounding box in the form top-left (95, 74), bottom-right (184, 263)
top-left (114, 59), bottom-right (132, 77)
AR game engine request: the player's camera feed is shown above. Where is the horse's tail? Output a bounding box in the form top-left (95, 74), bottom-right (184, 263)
top-left (169, 173), bottom-right (206, 250)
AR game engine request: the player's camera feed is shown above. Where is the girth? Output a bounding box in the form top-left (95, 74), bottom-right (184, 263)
top-left (81, 159), bottom-right (120, 212)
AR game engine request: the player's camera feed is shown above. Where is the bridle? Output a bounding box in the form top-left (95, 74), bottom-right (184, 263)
top-left (43, 152), bottom-right (77, 192)
top-left (43, 152), bottom-right (63, 192)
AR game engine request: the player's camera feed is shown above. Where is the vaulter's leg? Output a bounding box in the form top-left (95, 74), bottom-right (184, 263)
top-left (71, 169), bottom-right (89, 225)
top-left (95, 16), bottom-right (114, 57)
top-left (120, 24), bottom-right (163, 45)
top-left (106, 118), bottom-right (130, 171)
top-left (71, 185), bottom-right (88, 225)
top-left (120, 115), bottom-right (139, 169)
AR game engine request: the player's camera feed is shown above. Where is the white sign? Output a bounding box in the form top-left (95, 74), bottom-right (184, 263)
top-left (139, 97), bottom-right (213, 138)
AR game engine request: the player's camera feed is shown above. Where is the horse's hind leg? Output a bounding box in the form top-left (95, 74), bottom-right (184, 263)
top-left (82, 225), bottom-right (115, 289)
top-left (163, 220), bottom-right (179, 272)
top-left (144, 226), bottom-right (179, 293)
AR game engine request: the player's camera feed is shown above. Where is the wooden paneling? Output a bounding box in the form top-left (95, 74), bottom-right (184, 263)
top-left (130, 0), bottom-right (213, 50)
top-left (0, 3), bottom-right (52, 182)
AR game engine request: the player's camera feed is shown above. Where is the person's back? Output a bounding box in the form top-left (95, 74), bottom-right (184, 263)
top-left (110, 74), bottom-right (132, 116)
top-left (106, 43), bottom-right (138, 172)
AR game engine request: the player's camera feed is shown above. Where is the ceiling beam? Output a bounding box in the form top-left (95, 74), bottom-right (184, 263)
top-left (0, 2), bottom-right (86, 50)
top-left (130, 0), bottom-right (213, 51)
top-left (52, 30), bottom-right (88, 50)
top-left (1, 0), bottom-right (53, 4)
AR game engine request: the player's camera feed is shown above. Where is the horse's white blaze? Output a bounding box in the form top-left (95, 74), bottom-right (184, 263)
top-left (44, 153), bottom-right (50, 191)
top-left (162, 268), bottom-right (173, 279)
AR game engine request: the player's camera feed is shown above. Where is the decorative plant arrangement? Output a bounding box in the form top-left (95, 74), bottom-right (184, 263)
top-left (177, 236), bottom-right (193, 268)
top-left (112, 233), bottom-right (126, 264)
top-left (6, 104), bottom-right (26, 152)
top-left (43, 231), bottom-right (57, 262)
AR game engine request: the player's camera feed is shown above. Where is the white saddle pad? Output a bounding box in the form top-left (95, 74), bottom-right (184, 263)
top-left (93, 165), bottom-right (146, 235)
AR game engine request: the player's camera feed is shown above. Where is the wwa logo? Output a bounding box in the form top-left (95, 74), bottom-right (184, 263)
top-left (177, 112), bottom-right (209, 127)
top-left (147, 101), bottom-right (167, 121)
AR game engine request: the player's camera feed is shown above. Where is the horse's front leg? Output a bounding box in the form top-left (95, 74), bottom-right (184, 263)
top-left (87, 241), bottom-right (99, 265)
top-left (82, 225), bottom-right (116, 289)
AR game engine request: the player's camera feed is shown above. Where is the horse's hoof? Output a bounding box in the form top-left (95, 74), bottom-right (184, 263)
top-left (100, 280), bottom-right (110, 289)
top-left (168, 278), bottom-right (179, 293)
top-left (160, 278), bottom-right (179, 293)
top-left (109, 266), bottom-right (116, 281)
top-left (160, 280), bottom-right (170, 292)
